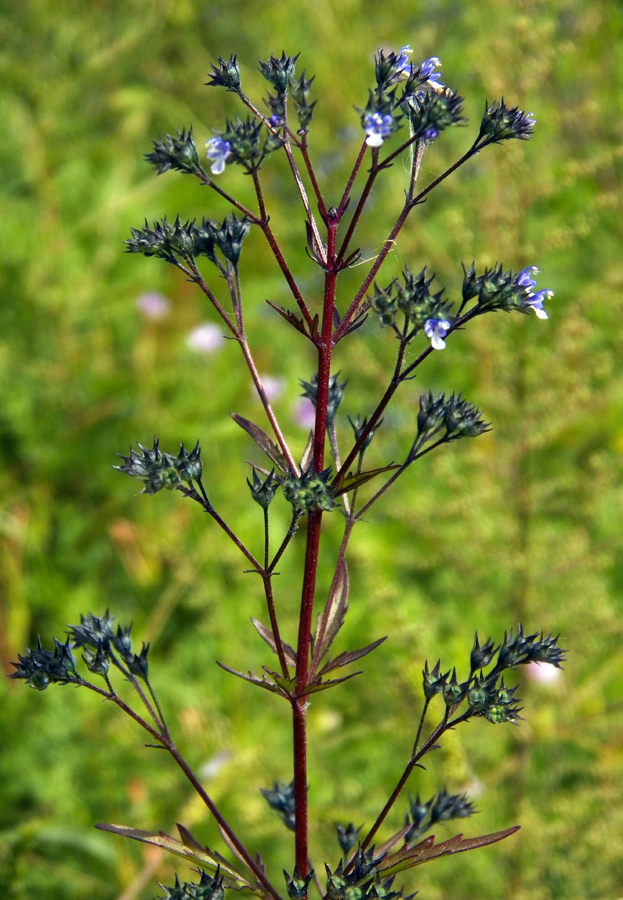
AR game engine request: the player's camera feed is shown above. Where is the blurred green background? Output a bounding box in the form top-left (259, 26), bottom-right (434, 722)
top-left (1, 0), bottom-right (622, 898)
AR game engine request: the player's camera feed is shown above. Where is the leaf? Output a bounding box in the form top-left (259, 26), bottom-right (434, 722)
top-left (318, 636), bottom-right (387, 676)
top-left (378, 826), bottom-right (520, 877)
top-left (332, 464), bottom-right (399, 496)
top-left (231, 414), bottom-right (288, 473)
top-left (298, 670), bottom-right (361, 696)
top-left (217, 824), bottom-right (263, 884)
top-left (312, 559), bottom-right (349, 668)
top-left (250, 618), bottom-right (297, 668)
top-left (375, 824), bottom-right (412, 858)
top-left (216, 661), bottom-right (286, 696)
top-left (95, 823), bottom-right (253, 891)
top-left (266, 300), bottom-right (309, 337)
top-left (300, 430), bottom-right (314, 471)
top-left (262, 667), bottom-right (297, 695)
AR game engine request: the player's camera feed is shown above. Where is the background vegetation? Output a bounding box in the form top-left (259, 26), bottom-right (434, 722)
top-left (1, 0), bottom-right (622, 898)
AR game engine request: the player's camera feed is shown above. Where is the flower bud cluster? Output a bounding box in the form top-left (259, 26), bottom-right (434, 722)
top-left (462, 262), bottom-right (553, 319)
top-left (300, 372), bottom-right (347, 426)
top-left (335, 822), bottom-right (362, 854)
top-left (282, 465), bottom-right (335, 512)
top-left (477, 98), bottom-right (536, 146)
top-left (401, 87), bottom-right (465, 142)
top-left (114, 438), bottom-right (202, 495)
top-left (260, 780), bottom-right (296, 831)
top-left (10, 636), bottom-right (78, 691)
top-left (159, 869), bottom-right (225, 900)
top-left (405, 789), bottom-right (475, 843)
top-left (284, 866), bottom-right (314, 900)
top-left (145, 127), bottom-right (201, 177)
top-left (69, 612), bottom-right (150, 680)
top-left (247, 469), bottom-right (279, 509)
top-left (259, 52), bottom-right (299, 94)
top-left (416, 392), bottom-right (490, 442)
top-left (207, 116), bottom-right (271, 174)
top-left (325, 852), bottom-right (410, 900)
top-left (206, 53), bottom-right (242, 92)
top-left (370, 267), bottom-right (452, 333)
top-left (126, 214), bottom-right (250, 269)
top-left (289, 71), bottom-right (316, 133)
top-left (421, 627), bottom-right (564, 727)
top-left (348, 415), bottom-right (382, 453)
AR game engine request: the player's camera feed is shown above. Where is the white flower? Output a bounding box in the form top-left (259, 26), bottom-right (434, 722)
top-left (136, 291), bottom-right (169, 319)
top-left (424, 317), bottom-right (451, 350)
top-left (205, 137), bottom-right (231, 175)
top-left (186, 323), bottom-right (224, 353)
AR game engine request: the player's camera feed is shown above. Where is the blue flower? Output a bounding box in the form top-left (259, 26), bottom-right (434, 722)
top-left (395, 45), bottom-right (413, 77)
top-left (517, 265), bottom-right (539, 290)
top-left (364, 112), bottom-right (394, 147)
top-left (205, 137), bottom-right (231, 175)
top-left (420, 56), bottom-right (443, 88)
top-left (523, 289), bottom-right (552, 320)
top-left (268, 114), bottom-right (283, 128)
top-left (424, 317), bottom-right (451, 350)
top-left (421, 127), bottom-right (439, 142)
top-left (364, 113), bottom-right (393, 147)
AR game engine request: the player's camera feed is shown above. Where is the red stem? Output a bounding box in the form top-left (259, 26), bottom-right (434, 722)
top-left (292, 210), bottom-right (339, 878)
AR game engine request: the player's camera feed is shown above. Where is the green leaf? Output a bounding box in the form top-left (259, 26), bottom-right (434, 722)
top-left (332, 464), bottom-right (399, 496)
top-left (231, 414), bottom-right (288, 473)
top-left (95, 823), bottom-right (255, 890)
top-left (298, 670), bottom-right (361, 696)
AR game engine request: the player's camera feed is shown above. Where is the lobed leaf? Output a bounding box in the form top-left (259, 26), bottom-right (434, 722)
top-left (216, 661), bottom-right (287, 696)
top-left (378, 826), bottom-right (520, 877)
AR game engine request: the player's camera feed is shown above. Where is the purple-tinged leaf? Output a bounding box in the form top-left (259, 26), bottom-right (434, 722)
top-left (95, 823), bottom-right (253, 890)
top-left (318, 636), bottom-right (387, 676)
top-left (379, 826), bottom-right (520, 876)
top-left (332, 464), bottom-right (399, 496)
top-left (231, 414), bottom-right (288, 473)
top-left (250, 618), bottom-right (297, 668)
top-left (312, 559), bottom-right (349, 669)
top-left (375, 824), bottom-right (412, 857)
top-left (216, 661), bottom-right (286, 696)
top-left (266, 300), bottom-right (309, 337)
top-left (300, 430), bottom-right (314, 471)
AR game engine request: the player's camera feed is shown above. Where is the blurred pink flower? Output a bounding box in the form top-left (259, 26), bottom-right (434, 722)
top-left (293, 397), bottom-right (316, 429)
top-left (252, 375), bottom-right (285, 402)
top-left (525, 661), bottom-right (561, 684)
top-left (186, 323), bottom-right (224, 353)
top-left (136, 291), bottom-right (169, 319)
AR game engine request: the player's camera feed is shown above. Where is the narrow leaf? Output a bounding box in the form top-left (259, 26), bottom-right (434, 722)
top-left (216, 661), bottom-right (285, 696)
top-left (250, 618), bottom-right (297, 668)
top-left (318, 636), bottom-right (387, 676)
top-left (95, 823), bottom-right (253, 890)
top-left (263, 668), bottom-right (297, 695)
top-left (298, 670), bottom-right (361, 696)
top-left (217, 824), bottom-right (260, 883)
top-left (375, 824), bottom-right (412, 858)
top-left (332, 464), bottom-right (399, 496)
top-left (312, 559), bottom-right (349, 668)
top-left (379, 826), bottom-right (520, 876)
top-left (231, 414), bottom-right (288, 473)
top-left (300, 430), bottom-right (314, 471)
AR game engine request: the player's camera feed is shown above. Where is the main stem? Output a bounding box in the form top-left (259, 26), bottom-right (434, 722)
top-left (292, 209), bottom-right (339, 878)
